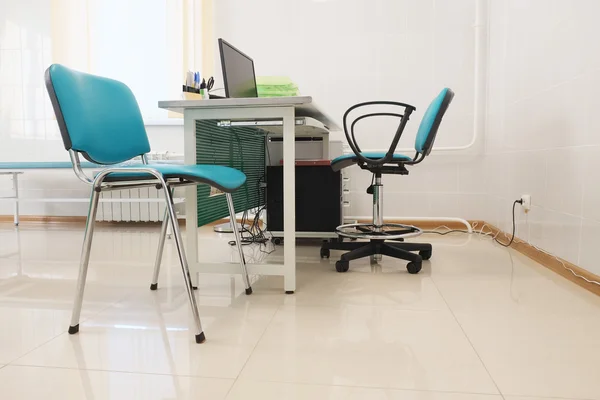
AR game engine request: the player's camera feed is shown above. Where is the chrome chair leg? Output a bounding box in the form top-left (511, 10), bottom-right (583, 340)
top-left (163, 184), bottom-right (205, 343)
top-left (225, 193), bottom-right (252, 295)
top-left (150, 206), bottom-right (170, 291)
top-left (68, 186), bottom-right (101, 334)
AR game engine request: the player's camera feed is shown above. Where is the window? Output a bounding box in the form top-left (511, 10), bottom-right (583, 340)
top-left (86, 0), bottom-right (182, 123)
top-left (0, 0), bottom-right (202, 146)
top-left (0, 0), bottom-right (54, 141)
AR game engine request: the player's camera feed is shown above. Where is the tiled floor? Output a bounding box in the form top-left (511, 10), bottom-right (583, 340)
top-left (1, 223), bottom-right (600, 399)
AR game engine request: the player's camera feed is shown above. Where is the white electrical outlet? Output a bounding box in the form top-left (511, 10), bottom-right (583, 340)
top-left (521, 194), bottom-right (531, 212)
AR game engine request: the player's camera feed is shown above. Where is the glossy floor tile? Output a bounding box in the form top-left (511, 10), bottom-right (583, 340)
top-left (13, 287), bottom-right (278, 378)
top-left (226, 380), bottom-right (503, 400)
top-left (255, 253), bottom-right (449, 311)
top-left (430, 241), bottom-right (600, 399)
top-left (239, 304), bottom-right (498, 394)
top-left (0, 365), bottom-right (233, 400)
top-left (1, 223), bottom-right (600, 399)
top-left (504, 398), bottom-right (579, 400)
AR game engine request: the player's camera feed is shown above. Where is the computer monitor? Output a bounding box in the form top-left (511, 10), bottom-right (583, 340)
top-left (218, 39), bottom-right (258, 98)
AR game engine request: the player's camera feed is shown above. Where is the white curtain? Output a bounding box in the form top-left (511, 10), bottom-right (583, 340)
top-left (51, 0), bottom-right (212, 123)
top-left (0, 0), bottom-right (212, 152)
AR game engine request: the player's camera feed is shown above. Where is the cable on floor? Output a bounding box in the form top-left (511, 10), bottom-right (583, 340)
top-left (226, 134), bottom-right (274, 254)
top-left (424, 200), bottom-right (600, 287)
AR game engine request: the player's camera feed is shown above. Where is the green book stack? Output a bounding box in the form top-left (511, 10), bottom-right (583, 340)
top-left (256, 76), bottom-right (299, 97)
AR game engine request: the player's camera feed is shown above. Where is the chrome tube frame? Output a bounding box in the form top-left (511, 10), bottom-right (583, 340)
top-left (68, 161), bottom-right (205, 343)
top-left (150, 195), bottom-right (171, 291)
top-left (67, 185), bottom-right (100, 334)
top-left (372, 175), bottom-right (383, 231)
top-left (226, 193), bottom-right (252, 295)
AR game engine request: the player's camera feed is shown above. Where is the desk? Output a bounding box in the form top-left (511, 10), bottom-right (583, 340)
top-left (158, 96), bottom-right (339, 293)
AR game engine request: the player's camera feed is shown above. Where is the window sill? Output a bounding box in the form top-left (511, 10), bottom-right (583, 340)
top-left (143, 119), bottom-right (184, 126)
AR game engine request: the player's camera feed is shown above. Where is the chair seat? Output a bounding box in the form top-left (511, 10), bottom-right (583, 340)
top-left (331, 152), bottom-right (412, 171)
top-left (100, 164), bottom-right (246, 192)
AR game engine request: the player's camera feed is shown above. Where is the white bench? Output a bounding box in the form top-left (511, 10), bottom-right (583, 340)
top-left (0, 161), bottom-right (183, 226)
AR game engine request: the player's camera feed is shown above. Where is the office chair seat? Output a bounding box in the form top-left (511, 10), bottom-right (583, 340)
top-left (331, 152), bottom-right (412, 171)
top-left (99, 164), bottom-right (246, 192)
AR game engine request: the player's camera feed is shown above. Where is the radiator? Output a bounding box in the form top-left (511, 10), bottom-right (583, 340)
top-left (97, 188), bottom-right (168, 222)
top-left (96, 151), bottom-right (184, 222)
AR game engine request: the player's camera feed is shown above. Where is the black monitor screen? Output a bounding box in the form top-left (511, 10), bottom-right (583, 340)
top-left (219, 39), bottom-right (258, 98)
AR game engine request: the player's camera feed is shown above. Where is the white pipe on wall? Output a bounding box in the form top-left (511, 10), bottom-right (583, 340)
top-left (363, 0), bottom-right (488, 154)
top-left (347, 0), bottom-right (488, 231)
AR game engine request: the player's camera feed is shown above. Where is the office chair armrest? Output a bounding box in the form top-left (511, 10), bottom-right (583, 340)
top-left (343, 101), bottom-right (416, 167)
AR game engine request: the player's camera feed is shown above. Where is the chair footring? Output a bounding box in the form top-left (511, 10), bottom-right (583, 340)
top-left (336, 222), bottom-right (422, 240)
top-left (150, 283), bottom-right (158, 291)
top-left (195, 332), bottom-right (206, 344)
top-left (68, 324), bottom-right (79, 334)
top-left (245, 287), bottom-right (253, 295)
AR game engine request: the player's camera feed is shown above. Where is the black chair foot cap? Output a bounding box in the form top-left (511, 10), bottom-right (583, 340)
top-left (192, 286), bottom-right (198, 290)
top-left (195, 332), bottom-right (206, 344)
top-left (150, 283), bottom-right (158, 291)
top-left (245, 287), bottom-right (253, 295)
top-left (285, 290), bottom-right (294, 294)
top-left (68, 324), bottom-right (79, 334)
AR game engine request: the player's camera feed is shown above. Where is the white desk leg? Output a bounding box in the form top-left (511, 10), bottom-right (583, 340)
top-left (13, 173), bottom-right (19, 226)
top-left (282, 108), bottom-right (296, 294)
top-left (183, 111), bottom-right (199, 289)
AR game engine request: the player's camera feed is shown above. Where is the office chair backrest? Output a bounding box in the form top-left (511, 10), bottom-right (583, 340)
top-left (45, 64), bottom-right (151, 165)
top-left (414, 88), bottom-right (454, 156)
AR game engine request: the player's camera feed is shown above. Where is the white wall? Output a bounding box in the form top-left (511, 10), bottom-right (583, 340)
top-left (214, 0), bottom-right (486, 219)
top-left (484, 0), bottom-right (600, 274)
top-left (2, 0), bottom-right (485, 220)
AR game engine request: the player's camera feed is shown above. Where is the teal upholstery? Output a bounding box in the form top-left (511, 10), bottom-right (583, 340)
top-left (0, 162), bottom-right (98, 169)
top-left (100, 164), bottom-right (247, 193)
top-left (46, 64), bottom-right (150, 164)
top-left (331, 152), bottom-right (411, 171)
top-left (44, 64), bottom-right (248, 193)
top-left (415, 88), bottom-right (449, 154)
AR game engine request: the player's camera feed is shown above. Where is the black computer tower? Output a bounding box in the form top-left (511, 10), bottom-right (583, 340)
top-left (266, 165), bottom-right (342, 233)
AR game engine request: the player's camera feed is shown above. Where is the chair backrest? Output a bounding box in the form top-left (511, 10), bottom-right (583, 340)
top-left (414, 88), bottom-right (454, 156)
top-left (45, 64), bottom-right (151, 165)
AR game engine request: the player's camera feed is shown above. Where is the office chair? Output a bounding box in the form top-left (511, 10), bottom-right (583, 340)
top-left (45, 64), bottom-right (252, 344)
top-left (321, 88), bottom-right (454, 274)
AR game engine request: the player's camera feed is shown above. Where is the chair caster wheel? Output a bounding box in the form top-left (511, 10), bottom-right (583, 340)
top-left (272, 237), bottom-right (282, 245)
top-left (406, 261), bottom-right (422, 274)
top-left (320, 247), bottom-right (330, 258)
top-left (419, 250), bottom-right (432, 260)
top-left (335, 260), bottom-right (349, 273)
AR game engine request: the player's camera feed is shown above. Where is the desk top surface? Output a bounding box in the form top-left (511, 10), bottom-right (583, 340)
top-left (158, 96), bottom-right (340, 131)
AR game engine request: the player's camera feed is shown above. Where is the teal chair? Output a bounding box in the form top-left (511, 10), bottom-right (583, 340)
top-left (45, 64), bottom-right (252, 344)
top-left (321, 89), bottom-right (454, 274)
